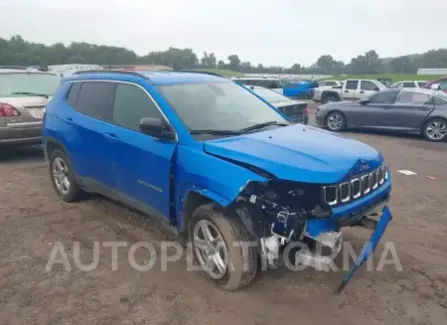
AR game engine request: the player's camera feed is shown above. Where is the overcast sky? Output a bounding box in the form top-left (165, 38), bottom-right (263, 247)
top-left (0, 0), bottom-right (446, 66)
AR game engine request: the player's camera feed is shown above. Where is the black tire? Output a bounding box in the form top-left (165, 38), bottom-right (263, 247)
top-left (49, 149), bottom-right (83, 202)
top-left (322, 95), bottom-right (339, 104)
top-left (325, 111), bottom-right (346, 132)
top-left (422, 118), bottom-right (447, 142)
top-left (188, 203), bottom-right (258, 291)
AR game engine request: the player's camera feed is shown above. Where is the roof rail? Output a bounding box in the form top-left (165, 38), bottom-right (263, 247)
top-left (175, 70), bottom-right (227, 78)
top-left (72, 69), bottom-right (150, 78)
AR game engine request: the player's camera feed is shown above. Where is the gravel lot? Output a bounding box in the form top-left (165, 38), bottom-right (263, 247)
top-left (1, 108), bottom-right (446, 325)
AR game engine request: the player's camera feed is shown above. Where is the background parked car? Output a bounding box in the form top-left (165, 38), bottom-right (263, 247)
top-left (282, 79), bottom-right (319, 99)
top-left (423, 76), bottom-right (447, 93)
top-left (244, 85), bottom-right (309, 124)
top-left (390, 80), bottom-right (427, 89)
top-left (233, 77), bottom-right (283, 93)
top-left (0, 68), bottom-right (60, 146)
top-left (377, 78), bottom-right (392, 87)
top-left (313, 79), bottom-right (387, 103)
top-left (315, 88), bottom-right (447, 141)
top-left (317, 80), bottom-right (343, 88)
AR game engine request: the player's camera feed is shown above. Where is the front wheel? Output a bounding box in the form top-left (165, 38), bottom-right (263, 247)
top-left (325, 111), bottom-right (346, 132)
top-left (422, 118), bottom-right (447, 142)
top-left (189, 204), bottom-right (258, 291)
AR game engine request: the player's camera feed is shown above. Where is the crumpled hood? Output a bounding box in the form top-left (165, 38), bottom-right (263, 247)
top-left (204, 124), bottom-right (383, 184)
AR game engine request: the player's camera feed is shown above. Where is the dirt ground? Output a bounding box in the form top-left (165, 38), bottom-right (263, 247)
top-left (1, 109), bottom-right (446, 325)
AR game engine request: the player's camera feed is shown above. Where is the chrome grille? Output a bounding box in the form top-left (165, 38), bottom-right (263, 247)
top-left (323, 163), bottom-right (388, 206)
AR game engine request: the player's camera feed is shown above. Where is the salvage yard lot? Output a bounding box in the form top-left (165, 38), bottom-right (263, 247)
top-left (1, 115), bottom-right (446, 325)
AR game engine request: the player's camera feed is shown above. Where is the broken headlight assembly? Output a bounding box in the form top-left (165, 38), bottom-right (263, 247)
top-left (235, 180), bottom-right (332, 242)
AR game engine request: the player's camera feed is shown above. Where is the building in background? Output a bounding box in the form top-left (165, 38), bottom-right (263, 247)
top-left (417, 68), bottom-right (447, 75)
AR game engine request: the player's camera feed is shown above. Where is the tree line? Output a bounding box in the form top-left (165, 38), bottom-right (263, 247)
top-left (1, 35), bottom-right (447, 75)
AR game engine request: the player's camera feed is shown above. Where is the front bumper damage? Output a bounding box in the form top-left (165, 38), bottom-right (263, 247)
top-left (258, 200), bottom-right (393, 293)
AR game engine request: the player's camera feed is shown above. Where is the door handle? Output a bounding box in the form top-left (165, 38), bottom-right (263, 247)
top-left (359, 90), bottom-right (364, 94)
top-left (344, 90), bottom-right (349, 93)
top-left (64, 117), bottom-right (74, 124)
top-left (104, 132), bottom-right (120, 142)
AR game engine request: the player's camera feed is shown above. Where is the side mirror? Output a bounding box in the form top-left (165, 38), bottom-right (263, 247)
top-left (139, 117), bottom-right (175, 141)
top-left (373, 87), bottom-right (380, 91)
top-left (430, 83), bottom-right (441, 90)
top-left (359, 98), bottom-right (370, 105)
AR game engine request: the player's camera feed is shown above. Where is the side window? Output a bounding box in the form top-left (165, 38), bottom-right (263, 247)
top-left (76, 82), bottom-right (115, 120)
top-left (345, 80), bottom-right (358, 90)
top-left (112, 83), bottom-right (163, 132)
top-left (396, 91), bottom-right (432, 105)
top-left (268, 80), bottom-right (281, 89)
top-left (66, 82), bottom-right (81, 107)
top-left (390, 82), bottom-right (402, 88)
top-left (369, 90), bottom-right (399, 104)
top-left (402, 82), bottom-right (415, 88)
top-left (434, 96), bottom-right (447, 105)
top-left (439, 80), bottom-right (447, 91)
top-left (360, 81), bottom-right (379, 91)
top-left (258, 80), bottom-right (271, 88)
top-left (241, 79), bottom-right (255, 86)
top-left (417, 82), bottom-right (427, 88)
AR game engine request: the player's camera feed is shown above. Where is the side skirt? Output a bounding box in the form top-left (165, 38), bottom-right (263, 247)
top-left (77, 176), bottom-right (179, 236)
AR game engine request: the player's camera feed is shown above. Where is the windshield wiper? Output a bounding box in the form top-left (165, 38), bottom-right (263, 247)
top-left (11, 92), bottom-right (49, 98)
top-left (240, 121), bottom-right (289, 132)
top-left (190, 129), bottom-right (243, 136)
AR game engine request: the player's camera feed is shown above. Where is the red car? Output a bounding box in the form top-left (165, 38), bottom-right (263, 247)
top-left (423, 76), bottom-right (447, 93)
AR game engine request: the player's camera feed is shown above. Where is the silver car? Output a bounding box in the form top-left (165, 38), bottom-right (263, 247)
top-left (0, 69), bottom-right (60, 146)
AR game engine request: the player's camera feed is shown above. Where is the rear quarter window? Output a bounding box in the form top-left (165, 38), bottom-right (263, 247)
top-left (66, 82), bottom-right (81, 107)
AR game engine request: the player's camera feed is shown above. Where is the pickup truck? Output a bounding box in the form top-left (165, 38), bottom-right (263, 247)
top-left (313, 79), bottom-right (387, 104)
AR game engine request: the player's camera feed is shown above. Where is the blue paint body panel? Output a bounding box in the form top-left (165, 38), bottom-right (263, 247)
top-left (44, 70), bottom-right (392, 247)
top-left (283, 80), bottom-right (314, 98)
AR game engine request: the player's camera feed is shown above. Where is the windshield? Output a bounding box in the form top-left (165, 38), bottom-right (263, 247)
top-left (157, 82), bottom-right (288, 132)
top-left (252, 87), bottom-right (289, 103)
top-left (0, 73), bottom-right (61, 96)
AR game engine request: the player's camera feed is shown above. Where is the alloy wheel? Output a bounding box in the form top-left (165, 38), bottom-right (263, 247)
top-left (193, 219), bottom-right (229, 280)
top-left (426, 120), bottom-right (447, 140)
top-left (52, 157), bottom-right (70, 195)
top-left (327, 112), bottom-right (343, 131)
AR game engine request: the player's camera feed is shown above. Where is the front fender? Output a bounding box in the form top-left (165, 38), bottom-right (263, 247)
top-left (174, 144), bottom-right (268, 230)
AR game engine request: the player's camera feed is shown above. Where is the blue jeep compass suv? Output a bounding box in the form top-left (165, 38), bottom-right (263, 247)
top-left (43, 70), bottom-right (393, 292)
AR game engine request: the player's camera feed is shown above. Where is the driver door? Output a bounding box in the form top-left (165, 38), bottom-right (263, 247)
top-left (110, 82), bottom-right (177, 220)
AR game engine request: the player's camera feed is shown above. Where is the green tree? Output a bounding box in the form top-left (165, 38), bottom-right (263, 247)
top-left (227, 54), bottom-right (241, 71)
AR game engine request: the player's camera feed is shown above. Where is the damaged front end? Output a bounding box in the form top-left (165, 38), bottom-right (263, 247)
top-left (230, 173), bottom-right (392, 293)
top-left (232, 179), bottom-right (341, 268)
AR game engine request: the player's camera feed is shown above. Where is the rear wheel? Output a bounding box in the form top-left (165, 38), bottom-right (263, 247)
top-left (422, 118), bottom-right (447, 142)
top-left (325, 111), bottom-right (346, 132)
top-left (189, 204), bottom-right (258, 291)
top-left (49, 149), bottom-right (83, 202)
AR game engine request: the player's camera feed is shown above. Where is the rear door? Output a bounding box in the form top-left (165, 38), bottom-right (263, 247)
top-left (383, 90), bottom-right (434, 128)
top-left (67, 81), bottom-right (116, 188)
top-left (110, 82), bottom-right (177, 220)
top-left (343, 80), bottom-right (358, 100)
top-left (348, 90), bottom-right (399, 127)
